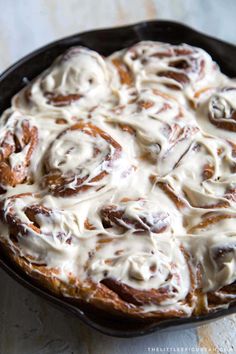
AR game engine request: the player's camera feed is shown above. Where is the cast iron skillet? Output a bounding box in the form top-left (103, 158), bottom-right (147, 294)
top-left (0, 20), bottom-right (236, 337)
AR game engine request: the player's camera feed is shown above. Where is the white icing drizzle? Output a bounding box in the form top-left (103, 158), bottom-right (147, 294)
top-left (1, 41), bottom-right (236, 316)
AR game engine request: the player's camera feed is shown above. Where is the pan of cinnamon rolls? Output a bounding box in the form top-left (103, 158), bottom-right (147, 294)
top-left (1, 21), bottom-right (236, 337)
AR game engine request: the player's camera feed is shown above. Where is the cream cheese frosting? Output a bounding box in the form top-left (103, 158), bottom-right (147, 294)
top-left (1, 41), bottom-right (236, 316)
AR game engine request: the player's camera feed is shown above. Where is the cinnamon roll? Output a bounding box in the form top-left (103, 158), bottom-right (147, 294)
top-left (13, 47), bottom-right (112, 115)
top-left (106, 88), bottom-right (199, 171)
top-left (100, 198), bottom-right (170, 233)
top-left (42, 121), bottom-right (131, 197)
top-left (1, 41), bottom-right (236, 321)
top-left (117, 41), bottom-right (224, 104)
top-left (83, 232), bottom-right (196, 318)
top-left (152, 136), bottom-right (236, 210)
top-left (0, 111), bottom-right (38, 191)
top-left (209, 87), bottom-right (236, 131)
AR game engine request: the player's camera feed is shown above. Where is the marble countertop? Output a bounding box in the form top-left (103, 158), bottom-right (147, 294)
top-left (0, 1), bottom-right (236, 353)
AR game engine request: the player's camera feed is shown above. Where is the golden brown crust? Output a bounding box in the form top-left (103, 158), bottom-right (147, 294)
top-left (0, 119), bottom-right (38, 189)
top-left (0, 239), bottom-right (196, 320)
top-left (0, 194), bottom-right (195, 319)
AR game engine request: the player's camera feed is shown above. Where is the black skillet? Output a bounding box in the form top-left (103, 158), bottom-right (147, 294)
top-left (0, 20), bottom-right (236, 337)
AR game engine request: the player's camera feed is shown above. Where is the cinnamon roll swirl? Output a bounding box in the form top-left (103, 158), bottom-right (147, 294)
top-left (100, 198), bottom-right (170, 233)
top-left (106, 88), bottom-right (199, 172)
top-left (13, 47), bottom-right (111, 115)
top-left (42, 121), bottom-right (131, 197)
top-left (116, 41), bottom-right (225, 104)
top-left (89, 235), bottom-right (195, 317)
top-left (209, 87), bottom-right (236, 131)
top-left (1, 41), bottom-right (236, 321)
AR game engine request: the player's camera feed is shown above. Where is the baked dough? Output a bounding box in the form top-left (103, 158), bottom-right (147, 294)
top-left (1, 42), bottom-right (236, 320)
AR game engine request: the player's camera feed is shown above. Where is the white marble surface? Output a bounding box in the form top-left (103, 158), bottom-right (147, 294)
top-left (0, 1), bottom-right (236, 353)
